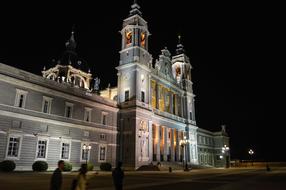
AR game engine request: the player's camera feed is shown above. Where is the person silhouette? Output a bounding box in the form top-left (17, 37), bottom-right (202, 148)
top-left (112, 161), bottom-right (124, 190)
top-left (50, 160), bottom-right (65, 190)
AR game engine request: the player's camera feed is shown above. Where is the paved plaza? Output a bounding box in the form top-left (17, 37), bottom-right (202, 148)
top-left (0, 166), bottom-right (286, 190)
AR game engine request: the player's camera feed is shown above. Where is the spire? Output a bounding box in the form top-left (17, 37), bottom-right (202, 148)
top-left (65, 26), bottom-right (77, 51)
top-left (176, 35), bottom-right (185, 55)
top-left (129, 0), bottom-right (142, 16)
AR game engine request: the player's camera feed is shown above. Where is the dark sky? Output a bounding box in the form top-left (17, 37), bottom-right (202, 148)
top-left (0, 1), bottom-right (283, 161)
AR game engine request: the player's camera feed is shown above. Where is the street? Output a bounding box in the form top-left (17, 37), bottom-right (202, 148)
top-left (0, 167), bottom-right (285, 190)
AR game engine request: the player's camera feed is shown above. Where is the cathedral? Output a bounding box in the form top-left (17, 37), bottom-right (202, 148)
top-left (0, 2), bottom-right (229, 170)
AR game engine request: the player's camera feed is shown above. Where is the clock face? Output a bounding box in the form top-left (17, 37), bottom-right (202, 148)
top-left (125, 31), bottom-right (132, 45)
top-left (140, 32), bottom-right (146, 47)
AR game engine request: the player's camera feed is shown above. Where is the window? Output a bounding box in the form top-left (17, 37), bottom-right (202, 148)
top-left (61, 143), bottom-right (70, 160)
top-left (6, 136), bottom-right (21, 158)
top-left (65, 102), bottom-right (74, 118)
top-left (36, 139), bottom-right (48, 159)
top-left (141, 91), bottom-right (145, 102)
top-left (84, 108), bottom-right (92, 122)
top-left (81, 143), bottom-right (91, 162)
top-left (83, 131), bottom-right (89, 137)
top-left (125, 90), bottom-right (129, 101)
top-left (98, 145), bottom-right (107, 162)
top-left (101, 112), bottom-right (108, 125)
top-left (14, 89), bottom-right (28, 108)
top-left (100, 134), bottom-right (106, 141)
top-left (189, 111), bottom-right (192, 120)
top-left (42, 96), bottom-right (53, 114)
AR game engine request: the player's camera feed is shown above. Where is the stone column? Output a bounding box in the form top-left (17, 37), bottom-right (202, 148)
top-left (148, 120), bottom-right (153, 161)
top-left (148, 76), bottom-right (151, 105)
top-left (163, 126), bottom-right (168, 161)
top-left (170, 128), bottom-right (175, 161)
top-left (181, 96), bottom-right (184, 118)
top-left (176, 129), bottom-right (180, 162)
top-left (117, 73), bottom-right (121, 103)
top-left (156, 125), bottom-right (160, 161)
top-left (170, 92), bottom-right (173, 114)
top-left (156, 83), bottom-right (159, 109)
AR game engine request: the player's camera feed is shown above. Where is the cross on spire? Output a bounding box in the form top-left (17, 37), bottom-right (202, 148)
top-left (130, 0), bottom-right (142, 16)
top-left (176, 34), bottom-right (185, 55)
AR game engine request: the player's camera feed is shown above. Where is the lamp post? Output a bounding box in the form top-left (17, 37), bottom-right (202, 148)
top-left (221, 145), bottom-right (230, 168)
top-left (180, 136), bottom-right (190, 171)
top-left (83, 144), bottom-right (91, 165)
top-left (248, 149), bottom-right (254, 166)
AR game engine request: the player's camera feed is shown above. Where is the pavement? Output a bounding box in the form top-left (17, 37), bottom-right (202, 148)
top-left (0, 165), bottom-right (285, 190)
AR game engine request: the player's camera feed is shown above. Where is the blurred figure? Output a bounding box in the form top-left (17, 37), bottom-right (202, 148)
top-left (50, 160), bottom-right (65, 190)
top-left (112, 161), bottom-right (124, 190)
top-left (74, 164), bottom-right (88, 190)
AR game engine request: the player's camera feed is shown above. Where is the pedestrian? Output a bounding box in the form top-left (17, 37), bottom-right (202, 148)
top-left (112, 161), bottom-right (124, 190)
top-left (50, 160), bottom-right (65, 190)
top-left (73, 163), bottom-right (88, 190)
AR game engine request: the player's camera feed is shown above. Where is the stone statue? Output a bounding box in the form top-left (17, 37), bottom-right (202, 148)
top-left (94, 77), bottom-right (100, 91)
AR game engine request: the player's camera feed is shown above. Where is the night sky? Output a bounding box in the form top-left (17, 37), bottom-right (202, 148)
top-left (0, 1), bottom-right (283, 161)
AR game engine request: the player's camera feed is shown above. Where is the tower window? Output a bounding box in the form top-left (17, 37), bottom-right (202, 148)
top-left (125, 31), bottom-right (132, 45)
top-left (140, 32), bottom-right (146, 47)
top-left (125, 90), bottom-right (129, 101)
top-left (141, 91), bottom-right (145, 102)
top-left (189, 112), bottom-right (193, 120)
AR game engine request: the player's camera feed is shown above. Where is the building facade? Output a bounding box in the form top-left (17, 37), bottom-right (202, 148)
top-left (0, 2), bottom-right (229, 170)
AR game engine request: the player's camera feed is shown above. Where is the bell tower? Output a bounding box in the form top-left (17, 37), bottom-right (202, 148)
top-left (172, 35), bottom-right (196, 122)
top-left (117, 1), bottom-right (153, 169)
top-left (172, 36), bottom-right (198, 164)
top-left (119, 1), bottom-right (151, 66)
top-left (117, 0), bottom-right (152, 104)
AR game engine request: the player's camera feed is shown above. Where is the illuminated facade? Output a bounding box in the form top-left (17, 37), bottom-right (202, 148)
top-left (0, 2), bottom-right (229, 170)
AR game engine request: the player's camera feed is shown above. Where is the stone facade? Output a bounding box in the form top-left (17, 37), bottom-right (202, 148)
top-left (0, 2), bottom-right (229, 170)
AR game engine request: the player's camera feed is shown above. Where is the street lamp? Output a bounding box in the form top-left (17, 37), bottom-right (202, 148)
top-left (248, 149), bottom-right (254, 166)
top-left (221, 145), bottom-right (230, 168)
top-left (83, 144), bottom-right (91, 165)
top-left (180, 136), bottom-right (191, 171)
